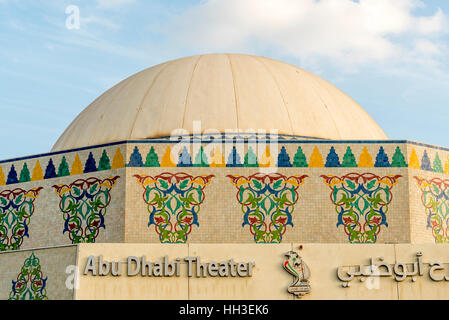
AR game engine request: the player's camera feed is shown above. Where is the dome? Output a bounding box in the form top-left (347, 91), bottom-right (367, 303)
top-left (52, 53), bottom-right (387, 151)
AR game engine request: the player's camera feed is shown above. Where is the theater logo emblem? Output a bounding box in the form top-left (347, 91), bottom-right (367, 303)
top-left (283, 250), bottom-right (311, 298)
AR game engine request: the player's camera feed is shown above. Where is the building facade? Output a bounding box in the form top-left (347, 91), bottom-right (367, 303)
top-left (1, 54), bottom-right (449, 300)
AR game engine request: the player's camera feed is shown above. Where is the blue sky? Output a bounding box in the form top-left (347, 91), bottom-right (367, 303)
top-left (0, 0), bottom-right (448, 159)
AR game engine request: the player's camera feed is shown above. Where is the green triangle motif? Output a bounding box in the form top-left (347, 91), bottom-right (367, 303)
top-left (293, 147), bottom-right (308, 167)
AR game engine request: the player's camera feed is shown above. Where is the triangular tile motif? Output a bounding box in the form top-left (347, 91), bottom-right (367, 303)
top-left (44, 159), bottom-right (57, 179)
top-left (391, 147), bottom-right (407, 167)
top-left (98, 150), bottom-right (111, 171)
top-left (111, 148), bottom-right (125, 169)
top-left (128, 147), bottom-right (144, 167)
top-left (210, 147), bottom-right (226, 167)
top-left (309, 147), bottom-right (324, 167)
top-left (259, 146), bottom-right (275, 167)
top-left (178, 147), bottom-right (193, 167)
top-left (70, 155), bottom-right (83, 175)
top-left (292, 147), bottom-right (308, 167)
top-left (145, 147), bottom-right (160, 167)
top-left (433, 153), bottom-right (444, 173)
top-left (193, 146), bottom-right (210, 167)
top-left (421, 150), bottom-right (432, 171)
top-left (445, 155), bottom-right (449, 175)
top-left (341, 147), bottom-right (357, 167)
top-left (19, 163), bottom-right (31, 183)
top-left (358, 147), bottom-right (374, 168)
top-left (160, 146), bottom-right (177, 167)
top-left (57, 157), bottom-right (70, 177)
top-left (0, 166), bottom-right (5, 185)
top-left (325, 147), bottom-right (341, 167)
top-left (31, 160), bottom-right (44, 181)
top-left (409, 148), bottom-right (420, 169)
top-left (244, 147), bottom-right (259, 167)
top-left (374, 147), bottom-right (390, 167)
top-left (226, 146), bottom-right (243, 167)
top-left (84, 152), bottom-right (98, 172)
top-left (6, 165), bottom-right (18, 185)
top-left (277, 147), bottom-right (292, 167)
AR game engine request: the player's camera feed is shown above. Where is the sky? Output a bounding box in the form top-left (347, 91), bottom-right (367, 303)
top-left (0, 0), bottom-right (448, 160)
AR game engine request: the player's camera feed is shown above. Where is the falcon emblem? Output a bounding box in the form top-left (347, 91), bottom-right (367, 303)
top-left (283, 250), bottom-right (311, 298)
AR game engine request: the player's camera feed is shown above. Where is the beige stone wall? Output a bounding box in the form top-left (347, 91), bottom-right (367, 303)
top-left (0, 168), bottom-right (125, 250)
top-left (1, 140), bottom-right (448, 250)
top-left (0, 245), bottom-right (77, 300)
top-left (126, 167), bottom-right (410, 244)
top-left (75, 243), bottom-right (449, 300)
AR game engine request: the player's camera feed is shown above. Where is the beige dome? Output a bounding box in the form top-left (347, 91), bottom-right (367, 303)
top-left (52, 53), bottom-right (387, 151)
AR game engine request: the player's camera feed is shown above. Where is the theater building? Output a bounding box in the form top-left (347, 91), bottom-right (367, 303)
top-left (1, 54), bottom-right (449, 300)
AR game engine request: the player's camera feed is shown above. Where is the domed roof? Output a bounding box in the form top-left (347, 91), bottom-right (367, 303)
top-left (52, 53), bottom-right (387, 151)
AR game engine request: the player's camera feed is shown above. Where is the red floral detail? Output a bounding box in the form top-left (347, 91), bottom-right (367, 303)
top-left (277, 217), bottom-right (287, 225)
top-left (155, 216), bottom-right (165, 224)
top-left (370, 217), bottom-right (382, 225)
top-left (183, 217), bottom-right (193, 224)
top-left (91, 220), bottom-right (100, 228)
top-left (343, 217), bottom-right (354, 224)
top-left (248, 217), bottom-right (259, 225)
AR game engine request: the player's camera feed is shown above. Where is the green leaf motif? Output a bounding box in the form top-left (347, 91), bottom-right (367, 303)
top-left (252, 179), bottom-right (262, 190)
top-left (179, 179), bottom-right (189, 189)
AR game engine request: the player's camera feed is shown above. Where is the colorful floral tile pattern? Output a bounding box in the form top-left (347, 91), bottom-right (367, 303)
top-left (135, 173), bottom-right (215, 243)
top-left (0, 187), bottom-right (43, 251)
top-left (227, 173), bottom-right (308, 243)
top-left (414, 177), bottom-right (449, 243)
top-left (321, 173), bottom-right (401, 243)
top-left (52, 176), bottom-right (120, 243)
top-left (9, 252), bottom-right (48, 300)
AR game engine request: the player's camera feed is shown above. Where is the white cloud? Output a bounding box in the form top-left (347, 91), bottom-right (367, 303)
top-left (97, 0), bottom-right (135, 9)
top-left (166, 0), bottom-right (448, 71)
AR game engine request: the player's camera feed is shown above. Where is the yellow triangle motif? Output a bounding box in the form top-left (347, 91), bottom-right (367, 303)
top-left (31, 160), bottom-right (44, 181)
top-left (71, 154), bottom-right (83, 175)
top-left (309, 146), bottom-right (324, 167)
top-left (358, 147), bottom-right (374, 167)
top-left (111, 148), bottom-right (125, 169)
top-left (210, 147), bottom-right (225, 167)
top-left (160, 146), bottom-right (177, 167)
top-left (260, 146), bottom-right (274, 167)
top-left (444, 155), bottom-right (449, 175)
top-left (409, 148), bottom-right (420, 169)
top-left (0, 166), bottom-right (5, 185)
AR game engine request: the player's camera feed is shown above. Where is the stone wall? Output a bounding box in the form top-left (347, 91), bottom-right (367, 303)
top-left (0, 138), bottom-right (448, 252)
top-left (0, 168), bottom-right (125, 251)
